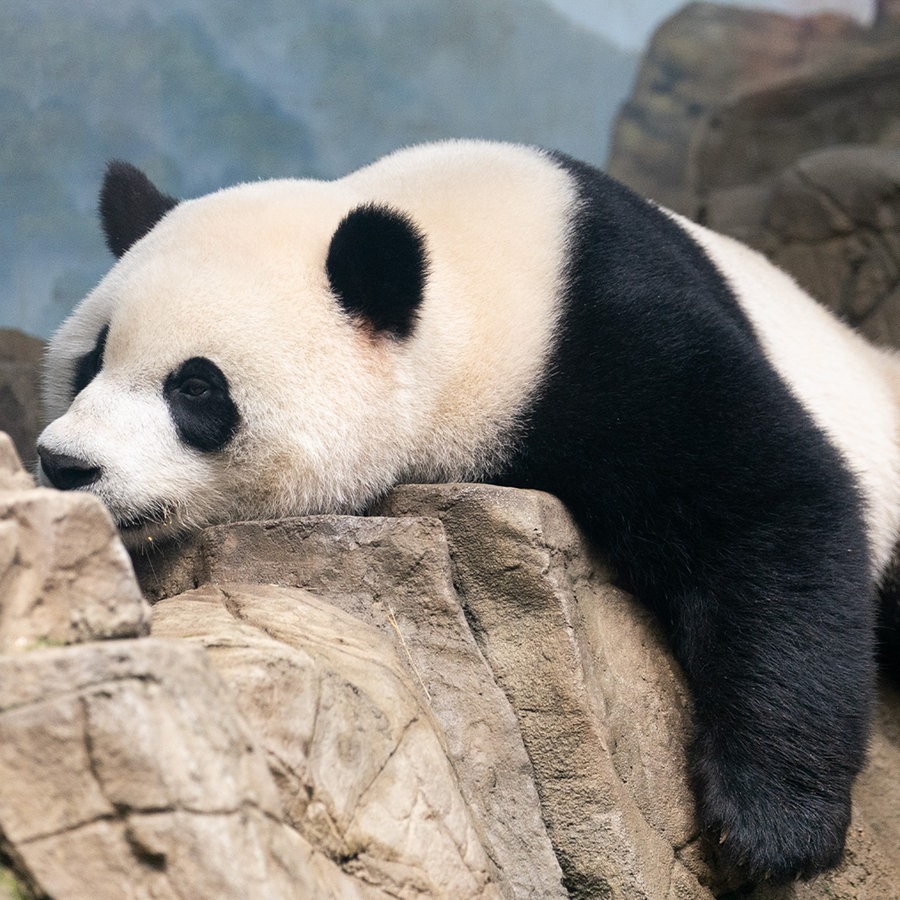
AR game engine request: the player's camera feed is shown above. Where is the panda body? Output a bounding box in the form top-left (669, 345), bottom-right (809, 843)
top-left (37, 140), bottom-right (900, 883)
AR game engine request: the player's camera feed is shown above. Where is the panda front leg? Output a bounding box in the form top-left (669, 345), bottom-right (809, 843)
top-left (517, 410), bottom-right (878, 880)
top-left (663, 561), bottom-right (877, 883)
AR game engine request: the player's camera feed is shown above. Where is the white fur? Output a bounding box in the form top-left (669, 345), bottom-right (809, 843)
top-left (39, 141), bottom-right (575, 546)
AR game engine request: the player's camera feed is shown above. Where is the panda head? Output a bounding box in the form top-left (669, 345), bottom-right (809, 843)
top-left (37, 162), bottom-right (430, 548)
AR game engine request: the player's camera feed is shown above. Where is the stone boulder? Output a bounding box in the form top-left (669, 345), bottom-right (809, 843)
top-left (607, 2), bottom-right (900, 349)
top-left (0, 441), bottom-right (510, 898)
top-left (0, 329), bottom-right (44, 471)
top-left (2, 428), bottom-right (899, 897)
top-left (0, 639), bottom-right (328, 900)
top-left (608, 2), bottom-right (900, 217)
top-left (132, 483), bottom-right (900, 898)
top-left (750, 146), bottom-right (900, 346)
top-left (0, 433), bottom-right (150, 653)
top-left (151, 584), bottom-right (508, 899)
top-left (695, 143), bottom-right (900, 347)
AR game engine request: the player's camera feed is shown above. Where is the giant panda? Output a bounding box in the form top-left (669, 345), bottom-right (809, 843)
top-left (36, 140), bottom-right (900, 884)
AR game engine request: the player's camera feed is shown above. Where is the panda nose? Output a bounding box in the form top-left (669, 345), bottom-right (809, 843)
top-left (37, 446), bottom-right (102, 491)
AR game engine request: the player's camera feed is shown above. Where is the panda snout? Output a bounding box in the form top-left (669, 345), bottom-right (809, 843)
top-left (37, 446), bottom-right (102, 491)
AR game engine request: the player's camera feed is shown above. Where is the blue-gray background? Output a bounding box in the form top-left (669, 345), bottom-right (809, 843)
top-left (1, 0), bottom-right (872, 338)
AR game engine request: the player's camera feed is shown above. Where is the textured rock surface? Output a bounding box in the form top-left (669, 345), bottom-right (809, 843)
top-left (0, 439), bottom-right (150, 653)
top-left (132, 484), bottom-right (900, 898)
top-left (0, 433), bottom-right (34, 492)
top-left (0, 638), bottom-right (381, 900)
top-left (152, 584), bottom-right (506, 900)
top-left (378, 486), bottom-right (708, 899)
top-left (751, 146), bottom-right (900, 346)
top-left (139, 514), bottom-right (567, 899)
top-left (0, 435), bottom-right (507, 897)
top-left (692, 53), bottom-right (900, 205)
top-left (880, 0), bottom-right (900, 25)
top-left (607, 2), bottom-right (900, 216)
top-left (607, 3), bottom-right (900, 351)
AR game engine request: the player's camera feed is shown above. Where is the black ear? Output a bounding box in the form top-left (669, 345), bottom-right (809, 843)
top-left (326, 204), bottom-right (428, 339)
top-left (99, 160), bottom-right (179, 258)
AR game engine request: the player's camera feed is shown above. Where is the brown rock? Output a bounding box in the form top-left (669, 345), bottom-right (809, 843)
top-left (0, 638), bottom-right (375, 900)
top-left (608, 1), bottom-right (900, 221)
top-left (0, 486), bottom-right (150, 652)
top-left (694, 52), bottom-right (900, 200)
top-left (127, 484), bottom-right (900, 896)
top-left (698, 145), bottom-right (900, 347)
top-left (755, 146), bottom-right (900, 347)
top-left (142, 515), bottom-right (567, 899)
top-left (151, 584), bottom-right (505, 899)
top-left (607, 3), bottom-right (900, 350)
top-left (0, 329), bottom-right (44, 470)
top-left (877, 0), bottom-right (900, 26)
top-left (0, 432), bottom-right (34, 491)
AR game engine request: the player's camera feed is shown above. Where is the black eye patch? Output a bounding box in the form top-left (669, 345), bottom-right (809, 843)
top-left (72, 324), bottom-right (110, 397)
top-left (163, 357), bottom-right (239, 452)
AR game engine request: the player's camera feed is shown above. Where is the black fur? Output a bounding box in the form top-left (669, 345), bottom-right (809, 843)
top-left (100, 161), bottom-right (179, 258)
top-left (37, 447), bottom-right (101, 491)
top-left (497, 151), bottom-right (876, 883)
top-left (326, 204), bottom-right (428, 338)
top-left (163, 357), bottom-right (239, 452)
top-left (72, 324), bottom-right (109, 397)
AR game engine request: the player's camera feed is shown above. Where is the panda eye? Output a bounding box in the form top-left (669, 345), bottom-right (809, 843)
top-left (163, 356), bottom-right (239, 453)
top-left (178, 377), bottom-right (211, 398)
top-left (72, 324), bottom-right (110, 397)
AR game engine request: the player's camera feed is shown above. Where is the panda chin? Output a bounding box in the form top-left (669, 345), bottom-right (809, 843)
top-left (114, 504), bottom-right (185, 550)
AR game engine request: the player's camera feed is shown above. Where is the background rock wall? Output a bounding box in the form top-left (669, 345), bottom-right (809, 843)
top-left (608, 2), bottom-right (900, 348)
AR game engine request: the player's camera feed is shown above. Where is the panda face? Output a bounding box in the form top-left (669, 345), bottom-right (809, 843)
top-left (36, 174), bottom-right (436, 548)
top-left (37, 310), bottom-right (248, 547)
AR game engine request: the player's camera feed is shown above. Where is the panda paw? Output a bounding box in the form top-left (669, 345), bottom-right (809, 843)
top-left (695, 754), bottom-right (851, 883)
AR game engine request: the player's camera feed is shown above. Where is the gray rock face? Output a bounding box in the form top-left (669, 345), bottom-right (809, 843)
top-left (878, 0), bottom-right (900, 25)
top-left (608, 3), bottom-right (900, 214)
top-left (376, 486), bottom-right (706, 899)
top-left (607, 3), bottom-right (900, 350)
top-left (2, 431), bottom-right (899, 897)
top-left (752, 146), bottom-right (900, 345)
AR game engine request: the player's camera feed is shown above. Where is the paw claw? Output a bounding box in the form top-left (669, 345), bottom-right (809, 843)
top-left (695, 753), bottom-right (852, 882)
